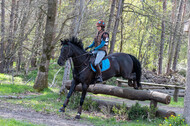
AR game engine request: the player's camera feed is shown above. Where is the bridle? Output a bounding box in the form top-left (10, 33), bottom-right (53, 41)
top-left (60, 43), bottom-right (91, 75)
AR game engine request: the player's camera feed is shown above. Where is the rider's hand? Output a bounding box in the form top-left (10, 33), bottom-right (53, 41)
top-left (85, 47), bottom-right (89, 51)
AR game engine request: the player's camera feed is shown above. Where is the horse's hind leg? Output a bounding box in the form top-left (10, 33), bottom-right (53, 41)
top-left (75, 83), bottom-right (89, 119)
top-left (59, 79), bottom-right (78, 112)
top-left (122, 73), bottom-right (136, 87)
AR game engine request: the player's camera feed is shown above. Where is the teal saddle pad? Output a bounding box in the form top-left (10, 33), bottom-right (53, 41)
top-left (90, 58), bottom-right (110, 72)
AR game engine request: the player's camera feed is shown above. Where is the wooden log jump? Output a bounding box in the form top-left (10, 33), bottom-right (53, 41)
top-left (65, 80), bottom-right (171, 104)
top-left (116, 78), bottom-right (185, 102)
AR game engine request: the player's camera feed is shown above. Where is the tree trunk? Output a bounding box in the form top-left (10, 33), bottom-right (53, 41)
top-left (65, 81), bottom-right (171, 104)
top-left (26, 10), bottom-right (44, 74)
top-left (33, 0), bottom-right (57, 91)
top-left (119, 7), bottom-right (124, 52)
top-left (158, 0), bottom-right (167, 75)
top-left (0, 0), bottom-right (5, 73)
top-left (73, 0), bottom-right (84, 36)
top-left (183, 20), bottom-right (190, 124)
top-left (166, 0), bottom-right (183, 74)
top-left (5, 0), bottom-right (15, 73)
top-left (109, 0), bottom-right (124, 54)
top-left (172, 0), bottom-right (187, 71)
top-left (17, 1), bottom-right (31, 72)
top-left (59, 61), bottom-right (71, 94)
top-left (166, 0), bottom-right (177, 70)
top-left (31, 10), bottom-right (44, 68)
top-left (107, 0), bottom-right (116, 33)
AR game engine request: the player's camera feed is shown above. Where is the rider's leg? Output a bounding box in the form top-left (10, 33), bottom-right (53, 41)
top-left (94, 51), bottom-right (106, 82)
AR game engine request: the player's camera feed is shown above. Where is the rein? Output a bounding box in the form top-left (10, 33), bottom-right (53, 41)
top-left (67, 44), bottom-right (90, 75)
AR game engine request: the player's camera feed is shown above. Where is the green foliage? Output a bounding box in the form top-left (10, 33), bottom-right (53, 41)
top-left (106, 77), bottom-right (117, 86)
top-left (178, 69), bottom-right (186, 77)
top-left (112, 102), bottom-right (128, 120)
top-left (83, 115), bottom-right (163, 126)
top-left (148, 104), bottom-right (158, 120)
top-left (68, 92), bottom-right (81, 109)
top-left (128, 103), bottom-right (149, 120)
top-left (0, 117), bottom-right (43, 126)
top-left (68, 92), bottom-right (99, 111)
top-left (162, 114), bottom-right (187, 126)
top-left (0, 73), bottom-right (23, 84)
top-left (83, 96), bottom-right (99, 111)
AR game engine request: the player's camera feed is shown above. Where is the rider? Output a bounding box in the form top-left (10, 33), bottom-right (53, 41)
top-left (85, 20), bottom-right (109, 83)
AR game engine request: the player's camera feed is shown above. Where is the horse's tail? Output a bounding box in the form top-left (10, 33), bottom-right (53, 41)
top-left (128, 54), bottom-right (142, 89)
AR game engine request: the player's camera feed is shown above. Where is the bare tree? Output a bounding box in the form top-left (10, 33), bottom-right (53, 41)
top-left (158, 0), bottom-right (167, 75)
top-left (33, 0), bottom-right (57, 91)
top-left (109, 0), bottom-right (124, 54)
top-left (0, 0), bottom-right (5, 73)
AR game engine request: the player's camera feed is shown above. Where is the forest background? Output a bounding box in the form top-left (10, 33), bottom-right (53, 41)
top-left (1, 0), bottom-right (190, 124)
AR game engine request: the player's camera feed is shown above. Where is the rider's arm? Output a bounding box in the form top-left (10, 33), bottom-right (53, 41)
top-left (88, 41), bottom-right (95, 48)
top-left (94, 40), bottom-right (105, 50)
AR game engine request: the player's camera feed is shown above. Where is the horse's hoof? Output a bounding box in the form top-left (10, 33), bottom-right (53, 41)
top-left (75, 114), bottom-right (81, 119)
top-left (59, 107), bottom-right (65, 112)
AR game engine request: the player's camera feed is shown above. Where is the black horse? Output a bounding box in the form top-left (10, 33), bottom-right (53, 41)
top-left (57, 37), bottom-right (142, 119)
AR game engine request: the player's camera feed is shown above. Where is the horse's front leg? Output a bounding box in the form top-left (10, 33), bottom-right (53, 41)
top-left (59, 79), bottom-right (78, 112)
top-left (75, 83), bottom-right (89, 119)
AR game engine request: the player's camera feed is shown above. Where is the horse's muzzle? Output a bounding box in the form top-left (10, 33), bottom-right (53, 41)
top-left (57, 58), bottom-right (65, 66)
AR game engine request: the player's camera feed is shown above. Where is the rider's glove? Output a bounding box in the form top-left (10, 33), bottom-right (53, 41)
top-left (85, 47), bottom-right (89, 51)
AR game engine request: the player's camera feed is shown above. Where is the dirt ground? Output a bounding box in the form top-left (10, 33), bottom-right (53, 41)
top-left (0, 94), bottom-right (184, 126)
top-left (0, 100), bottom-right (93, 126)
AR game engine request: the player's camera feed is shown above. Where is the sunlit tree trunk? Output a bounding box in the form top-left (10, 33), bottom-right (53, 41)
top-left (166, 0), bottom-right (183, 74)
top-left (109, 0), bottom-right (124, 54)
top-left (107, 0), bottom-right (116, 33)
top-left (33, 0), bottom-right (57, 91)
top-left (0, 0), bottom-right (5, 73)
top-left (158, 0), bottom-right (166, 75)
top-left (172, 0), bottom-right (187, 71)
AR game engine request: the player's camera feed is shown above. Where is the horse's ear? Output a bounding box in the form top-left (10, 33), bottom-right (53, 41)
top-left (60, 39), bottom-right (69, 45)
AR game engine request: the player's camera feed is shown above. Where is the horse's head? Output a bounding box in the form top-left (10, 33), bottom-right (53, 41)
top-left (57, 40), bottom-right (71, 66)
top-left (57, 37), bottom-right (84, 66)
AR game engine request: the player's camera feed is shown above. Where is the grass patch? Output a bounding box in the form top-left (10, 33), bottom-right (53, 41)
top-left (81, 114), bottom-right (163, 126)
top-left (0, 83), bottom-right (35, 95)
top-left (5, 88), bottom-right (64, 114)
top-left (0, 117), bottom-right (43, 126)
top-left (169, 97), bottom-right (184, 107)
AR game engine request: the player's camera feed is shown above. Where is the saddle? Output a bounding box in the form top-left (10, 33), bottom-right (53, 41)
top-left (89, 54), bottom-right (111, 72)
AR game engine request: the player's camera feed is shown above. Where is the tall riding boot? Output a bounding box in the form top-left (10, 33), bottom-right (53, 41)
top-left (95, 64), bottom-right (103, 83)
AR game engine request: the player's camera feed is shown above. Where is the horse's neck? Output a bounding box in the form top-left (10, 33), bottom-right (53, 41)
top-left (72, 47), bottom-right (88, 68)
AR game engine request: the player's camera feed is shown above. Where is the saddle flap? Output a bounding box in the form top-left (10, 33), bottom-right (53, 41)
top-left (90, 58), bottom-right (110, 72)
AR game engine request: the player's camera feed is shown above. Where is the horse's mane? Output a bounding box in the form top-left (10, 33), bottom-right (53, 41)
top-left (61, 37), bottom-right (84, 50)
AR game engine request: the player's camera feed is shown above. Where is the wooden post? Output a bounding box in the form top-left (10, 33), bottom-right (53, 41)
top-left (150, 100), bottom-right (157, 108)
top-left (173, 87), bottom-right (179, 102)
